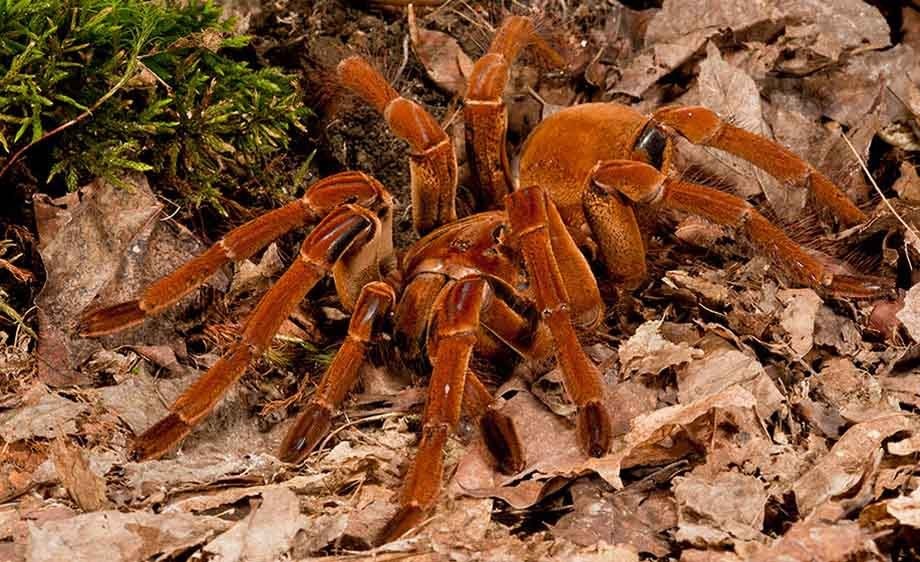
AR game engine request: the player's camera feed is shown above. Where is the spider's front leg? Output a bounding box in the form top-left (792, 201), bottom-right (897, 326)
top-left (132, 205), bottom-right (384, 460)
top-left (379, 276), bottom-right (489, 543)
top-left (653, 105), bottom-right (866, 227)
top-left (279, 281), bottom-right (395, 462)
top-left (589, 160), bottom-right (893, 298)
top-left (505, 186), bottom-right (612, 457)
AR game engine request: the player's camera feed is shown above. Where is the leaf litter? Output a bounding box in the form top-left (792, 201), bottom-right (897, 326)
top-left (2, 0), bottom-right (920, 560)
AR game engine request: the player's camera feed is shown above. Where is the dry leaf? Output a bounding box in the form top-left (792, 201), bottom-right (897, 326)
top-left (896, 282), bottom-right (920, 342)
top-left (813, 305), bottom-right (863, 356)
top-left (618, 0), bottom-right (888, 99)
top-left (203, 487), bottom-right (308, 562)
top-left (553, 479), bottom-right (676, 557)
top-left (619, 320), bottom-right (703, 377)
top-left (878, 373), bottom-right (920, 409)
top-left (808, 358), bottom-right (896, 424)
top-left (453, 391), bottom-right (577, 509)
top-left (747, 517), bottom-right (883, 562)
top-left (777, 0), bottom-right (889, 74)
top-left (673, 470), bottom-right (767, 546)
top-left (26, 510), bottom-right (230, 562)
top-left (685, 43), bottom-right (789, 211)
top-left (33, 175), bottom-right (227, 386)
top-left (777, 288), bottom-right (822, 358)
top-left (50, 439), bottom-right (110, 512)
top-left (793, 414), bottom-right (920, 515)
top-left (885, 487), bottom-right (920, 529)
top-left (677, 336), bottom-right (783, 419)
top-left (893, 162), bottom-right (920, 202)
top-left (117, 453), bottom-right (283, 505)
top-left (801, 45), bottom-right (919, 127)
top-left (226, 242), bottom-right (285, 301)
top-left (409, 13), bottom-right (473, 96)
top-left (665, 269), bottom-right (731, 308)
top-left (0, 392), bottom-right (86, 442)
top-left (94, 366), bottom-right (192, 434)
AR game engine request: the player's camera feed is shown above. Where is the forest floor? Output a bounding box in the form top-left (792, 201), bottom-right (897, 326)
top-left (3, 1), bottom-right (920, 561)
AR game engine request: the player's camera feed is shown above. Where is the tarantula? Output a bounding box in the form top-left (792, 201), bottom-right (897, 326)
top-left (79, 16), bottom-right (888, 543)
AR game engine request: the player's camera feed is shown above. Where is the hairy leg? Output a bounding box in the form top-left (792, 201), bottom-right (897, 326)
top-left (590, 160), bottom-right (893, 298)
top-left (653, 105), bottom-right (866, 227)
top-left (279, 281), bottom-right (396, 463)
top-left (132, 205), bottom-right (381, 460)
top-left (79, 171), bottom-right (392, 335)
top-left (338, 56), bottom-right (457, 235)
top-left (379, 277), bottom-right (488, 543)
top-left (505, 186), bottom-right (612, 458)
top-left (464, 16), bottom-right (564, 208)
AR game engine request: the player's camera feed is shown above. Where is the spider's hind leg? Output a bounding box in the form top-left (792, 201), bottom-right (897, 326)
top-left (132, 205), bottom-right (383, 461)
top-left (78, 171), bottom-right (392, 336)
top-left (337, 57), bottom-right (457, 235)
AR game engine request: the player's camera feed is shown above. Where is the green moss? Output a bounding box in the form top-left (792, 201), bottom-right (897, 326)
top-left (0, 0), bottom-right (310, 211)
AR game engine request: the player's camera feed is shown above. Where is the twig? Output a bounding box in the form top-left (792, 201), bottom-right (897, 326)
top-left (394, 10), bottom-right (412, 87)
top-left (839, 129), bottom-right (920, 267)
top-left (316, 411), bottom-right (406, 455)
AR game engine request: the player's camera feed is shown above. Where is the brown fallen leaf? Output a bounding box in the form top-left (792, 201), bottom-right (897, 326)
top-left (552, 479), bottom-right (676, 557)
top-left (777, 288), bottom-right (822, 358)
top-left (33, 175), bottom-right (228, 387)
top-left (408, 10), bottom-right (473, 96)
top-left (615, 0), bottom-right (774, 97)
top-left (808, 358), bottom-right (897, 424)
top-left (884, 487), bottom-right (920, 529)
top-left (680, 550), bottom-right (743, 562)
top-left (26, 510), bottom-right (231, 562)
top-left (226, 242), bottom-right (285, 301)
top-left (0, 391), bottom-right (86, 443)
top-left (878, 373), bottom-right (920, 410)
top-left (50, 439), bottom-right (110, 513)
top-left (896, 283), bottom-right (920, 342)
top-left (673, 470), bottom-right (767, 547)
top-left (777, 0), bottom-right (890, 75)
top-left (455, 383), bottom-right (766, 511)
top-left (893, 161), bottom-right (920, 203)
top-left (452, 391), bottom-right (577, 509)
top-left (861, 487), bottom-right (920, 533)
top-left (618, 320), bottom-right (703, 378)
top-left (747, 516), bottom-right (883, 562)
top-left (665, 269), bottom-right (731, 308)
top-left (93, 365), bottom-right (191, 435)
top-left (681, 42), bottom-right (790, 212)
top-left (801, 45), bottom-right (919, 127)
top-left (677, 335), bottom-right (783, 419)
top-left (115, 453), bottom-right (283, 506)
top-left (203, 487), bottom-right (309, 562)
top-left (793, 414), bottom-right (920, 515)
top-left (813, 305), bottom-right (863, 356)
top-left (617, 0), bottom-right (888, 99)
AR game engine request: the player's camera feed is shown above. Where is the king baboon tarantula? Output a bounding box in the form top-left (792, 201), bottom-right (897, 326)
top-left (79, 15), bottom-right (889, 543)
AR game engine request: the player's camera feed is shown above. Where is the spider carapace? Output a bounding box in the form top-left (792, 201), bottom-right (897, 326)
top-left (78, 15), bottom-right (891, 544)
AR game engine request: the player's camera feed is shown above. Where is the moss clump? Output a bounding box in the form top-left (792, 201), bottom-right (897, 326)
top-left (0, 0), bottom-right (309, 210)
